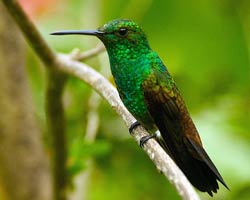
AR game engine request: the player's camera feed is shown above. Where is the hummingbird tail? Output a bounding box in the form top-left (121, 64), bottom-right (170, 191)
top-left (183, 137), bottom-right (229, 195)
top-left (157, 135), bottom-right (229, 196)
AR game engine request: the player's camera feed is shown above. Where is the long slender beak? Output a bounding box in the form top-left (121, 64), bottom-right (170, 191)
top-left (50, 30), bottom-right (104, 36)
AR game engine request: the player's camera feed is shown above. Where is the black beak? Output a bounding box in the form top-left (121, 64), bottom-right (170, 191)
top-left (50, 30), bottom-right (104, 36)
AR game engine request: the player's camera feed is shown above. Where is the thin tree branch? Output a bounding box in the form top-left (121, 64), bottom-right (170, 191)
top-left (70, 44), bottom-right (105, 61)
top-left (1, 0), bottom-right (200, 199)
top-left (69, 92), bottom-right (101, 200)
top-left (1, 1), bottom-right (67, 200)
top-left (1, 0), bottom-right (56, 67)
top-left (46, 70), bottom-right (67, 200)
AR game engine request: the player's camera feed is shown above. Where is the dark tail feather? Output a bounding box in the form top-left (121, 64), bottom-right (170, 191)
top-left (158, 136), bottom-right (229, 196)
top-left (185, 137), bottom-right (229, 193)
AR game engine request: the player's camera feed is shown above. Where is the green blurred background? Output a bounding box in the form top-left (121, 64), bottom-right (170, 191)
top-left (23, 0), bottom-right (250, 199)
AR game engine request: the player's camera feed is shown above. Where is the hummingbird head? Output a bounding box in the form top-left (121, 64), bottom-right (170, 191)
top-left (97, 19), bottom-right (149, 47)
top-left (51, 19), bottom-right (150, 51)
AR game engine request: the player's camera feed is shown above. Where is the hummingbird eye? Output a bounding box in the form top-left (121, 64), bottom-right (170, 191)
top-left (118, 28), bottom-right (128, 36)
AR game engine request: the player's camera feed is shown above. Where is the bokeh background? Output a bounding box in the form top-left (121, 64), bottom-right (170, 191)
top-left (3, 0), bottom-right (250, 199)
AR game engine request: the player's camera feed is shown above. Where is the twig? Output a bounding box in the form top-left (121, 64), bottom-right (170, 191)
top-left (1, 0), bottom-right (200, 199)
top-left (70, 44), bottom-right (105, 61)
top-left (46, 70), bottom-right (67, 200)
top-left (69, 92), bottom-right (101, 200)
top-left (85, 92), bottom-right (101, 142)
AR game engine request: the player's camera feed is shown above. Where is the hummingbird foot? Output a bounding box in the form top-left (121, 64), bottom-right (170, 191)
top-left (129, 121), bottom-right (141, 134)
top-left (140, 134), bottom-right (157, 147)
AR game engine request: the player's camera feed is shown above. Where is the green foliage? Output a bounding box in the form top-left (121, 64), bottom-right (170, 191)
top-left (88, 140), bottom-right (181, 200)
top-left (68, 139), bottom-right (112, 177)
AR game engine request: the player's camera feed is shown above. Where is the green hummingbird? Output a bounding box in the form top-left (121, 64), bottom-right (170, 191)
top-left (51, 19), bottom-right (228, 196)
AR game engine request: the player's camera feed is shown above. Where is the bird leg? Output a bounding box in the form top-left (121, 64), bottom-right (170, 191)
top-left (140, 134), bottom-right (157, 147)
top-left (129, 121), bottom-right (141, 134)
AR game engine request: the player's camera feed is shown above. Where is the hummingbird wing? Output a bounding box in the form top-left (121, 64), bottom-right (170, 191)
top-left (142, 68), bottom-right (228, 195)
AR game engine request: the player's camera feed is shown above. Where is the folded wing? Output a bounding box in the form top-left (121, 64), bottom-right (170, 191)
top-left (142, 69), bottom-right (228, 196)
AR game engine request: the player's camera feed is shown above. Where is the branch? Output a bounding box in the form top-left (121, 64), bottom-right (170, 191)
top-left (69, 44), bottom-right (105, 61)
top-left (46, 70), bottom-right (67, 200)
top-left (1, 0), bottom-right (56, 67)
top-left (1, 1), bottom-right (66, 200)
top-left (0, 4), bottom-right (52, 200)
top-left (1, 0), bottom-right (200, 199)
top-left (69, 92), bottom-right (102, 200)
top-left (55, 54), bottom-right (200, 200)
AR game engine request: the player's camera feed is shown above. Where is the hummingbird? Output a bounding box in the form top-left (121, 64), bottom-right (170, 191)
top-left (51, 19), bottom-right (228, 196)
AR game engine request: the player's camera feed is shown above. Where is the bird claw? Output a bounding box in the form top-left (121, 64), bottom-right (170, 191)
top-left (129, 121), bottom-right (141, 134)
top-left (140, 134), bottom-right (157, 147)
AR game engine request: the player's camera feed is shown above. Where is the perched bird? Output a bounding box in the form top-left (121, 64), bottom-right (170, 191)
top-left (51, 19), bottom-right (228, 196)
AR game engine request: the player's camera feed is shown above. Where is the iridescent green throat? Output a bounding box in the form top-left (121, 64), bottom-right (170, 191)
top-left (103, 37), bottom-right (162, 131)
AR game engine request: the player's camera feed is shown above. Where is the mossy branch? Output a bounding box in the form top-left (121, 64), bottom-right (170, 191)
top-left (1, 0), bottom-right (200, 199)
top-left (46, 70), bottom-right (67, 200)
top-left (1, 1), bottom-right (66, 200)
